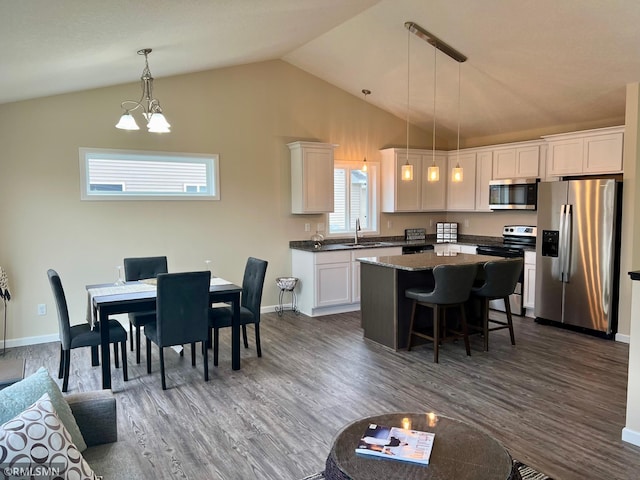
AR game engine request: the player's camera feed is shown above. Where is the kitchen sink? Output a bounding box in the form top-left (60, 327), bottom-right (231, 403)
top-left (341, 241), bottom-right (395, 248)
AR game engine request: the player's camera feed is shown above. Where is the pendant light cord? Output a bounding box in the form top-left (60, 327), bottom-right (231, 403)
top-left (406, 26), bottom-right (411, 162)
top-left (456, 61), bottom-right (461, 165)
top-left (432, 43), bottom-right (437, 165)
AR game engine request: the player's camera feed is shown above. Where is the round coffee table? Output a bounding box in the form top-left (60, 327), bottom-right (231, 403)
top-left (325, 412), bottom-right (520, 480)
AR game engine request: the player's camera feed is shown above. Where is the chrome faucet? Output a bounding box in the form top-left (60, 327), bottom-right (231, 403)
top-left (355, 218), bottom-right (361, 244)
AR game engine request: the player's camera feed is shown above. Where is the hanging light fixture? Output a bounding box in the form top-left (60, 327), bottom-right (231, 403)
top-left (427, 41), bottom-right (439, 182)
top-left (401, 27), bottom-right (414, 182)
top-left (361, 89), bottom-right (371, 172)
top-left (452, 62), bottom-right (464, 182)
top-left (404, 22), bottom-right (467, 183)
top-left (116, 49), bottom-right (171, 133)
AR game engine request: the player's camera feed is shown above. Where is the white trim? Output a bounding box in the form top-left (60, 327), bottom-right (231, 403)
top-left (622, 427), bottom-right (640, 446)
top-left (4, 333), bottom-right (59, 348)
top-left (615, 333), bottom-right (630, 343)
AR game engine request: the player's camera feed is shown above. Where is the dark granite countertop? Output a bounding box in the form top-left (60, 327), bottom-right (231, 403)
top-left (630, 271), bottom-right (640, 281)
top-left (358, 252), bottom-right (500, 271)
top-left (289, 234), bottom-right (503, 252)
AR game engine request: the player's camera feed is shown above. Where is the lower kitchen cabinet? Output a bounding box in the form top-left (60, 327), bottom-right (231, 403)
top-left (292, 247), bottom-right (401, 316)
top-left (523, 251), bottom-right (536, 317)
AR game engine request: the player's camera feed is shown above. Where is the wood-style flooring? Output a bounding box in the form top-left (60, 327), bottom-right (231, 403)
top-left (4, 311), bottom-right (639, 480)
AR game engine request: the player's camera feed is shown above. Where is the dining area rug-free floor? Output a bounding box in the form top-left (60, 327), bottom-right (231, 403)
top-left (301, 461), bottom-right (553, 480)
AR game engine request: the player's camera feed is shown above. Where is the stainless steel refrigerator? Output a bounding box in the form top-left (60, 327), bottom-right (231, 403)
top-left (535, 179), bottom-right (621, 336)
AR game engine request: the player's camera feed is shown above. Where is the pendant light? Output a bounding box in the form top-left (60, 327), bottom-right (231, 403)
top-left (427, 42), bottom-right (439, 182)
top-left (401, 27), bottom-right (414, 182)
top-left (452, 62), bottom-right (463, 183)
top-left (361, 89), bottom-right (371, 172)
top-left (404, 22), bottom-right (467, 183)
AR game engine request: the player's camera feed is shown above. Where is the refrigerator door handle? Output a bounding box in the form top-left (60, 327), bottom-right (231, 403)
top-left (558, 204), bottom-right (567, 282)
top-left (562, 204), bottom-right (573, 282)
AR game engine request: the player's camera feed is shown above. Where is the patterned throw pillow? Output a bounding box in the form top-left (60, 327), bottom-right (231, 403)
top-left (0, 366), bottom-right (87, 451)
top-left (0, 393), bottom-right (98, 480)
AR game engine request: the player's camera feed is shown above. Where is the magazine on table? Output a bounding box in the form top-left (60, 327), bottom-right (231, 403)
top-left (355, 423), bottom-right (435, 465)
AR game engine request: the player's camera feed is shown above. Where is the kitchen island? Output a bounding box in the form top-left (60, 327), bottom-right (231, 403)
top-left (358, 252), bottom-right (497, 350)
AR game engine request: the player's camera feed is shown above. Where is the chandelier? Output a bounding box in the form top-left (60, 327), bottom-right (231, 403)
top-left (115, 49), bottom-right (171, 133)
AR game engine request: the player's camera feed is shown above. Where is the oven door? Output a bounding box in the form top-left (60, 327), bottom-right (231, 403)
top-left (475, 247), bottom-right (524, 316)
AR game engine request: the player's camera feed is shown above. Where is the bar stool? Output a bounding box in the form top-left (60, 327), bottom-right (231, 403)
top-left (405, 263), bottom-right (479, 363)
top-left (470, 258), bottom-right (523, 351)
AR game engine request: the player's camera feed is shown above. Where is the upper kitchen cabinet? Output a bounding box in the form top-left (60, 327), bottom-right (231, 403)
top-left (288, 141), bottom-right (337, 214)
top-left (492, 142), bottom-right (541, 179)
top-left (447, 152), bottom-right (477, 211)
top-left (543, 126), bottom-right (623, 177)
top-left (380, 148), bottom-right (447, 212)
top-left (475, 150), bottom-right (493, 212)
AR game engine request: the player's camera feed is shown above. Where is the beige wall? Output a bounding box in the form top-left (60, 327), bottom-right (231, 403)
top-left (0, 58), bottom-right (633, 344)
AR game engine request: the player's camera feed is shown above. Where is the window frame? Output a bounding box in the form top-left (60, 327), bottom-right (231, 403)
top-left (79, 147), bottom-right (220, 201)
top-left (328, 161), bottom-right (380, 237)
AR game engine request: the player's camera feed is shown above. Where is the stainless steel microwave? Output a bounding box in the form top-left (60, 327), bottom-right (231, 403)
top-left (489, 178), bottom-right (538, 210)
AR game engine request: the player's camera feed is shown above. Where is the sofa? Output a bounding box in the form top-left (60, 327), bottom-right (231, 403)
top-left (66, 390), bottom-right (145, 479)
top-left (0, 367), bottom-right (144, 479)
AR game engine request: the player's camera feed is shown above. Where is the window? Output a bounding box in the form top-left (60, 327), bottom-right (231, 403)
top-left (79, 148), bottom-right (219, 200)
top-left (329, 162), bottom-right (378, 235)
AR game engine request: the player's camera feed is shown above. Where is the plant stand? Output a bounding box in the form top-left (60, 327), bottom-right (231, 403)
top-left (275, 277), bottom-right (299, 316)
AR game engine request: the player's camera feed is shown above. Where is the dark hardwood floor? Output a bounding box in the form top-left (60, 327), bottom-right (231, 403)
top-left (5, 310), bottom-right (639, 479)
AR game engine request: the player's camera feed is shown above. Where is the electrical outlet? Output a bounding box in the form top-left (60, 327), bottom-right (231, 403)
top-left (304, 223), bottom-right (311, 232)
top-left (387, 220), bottom-right (392, 229)
top-left (429, 219), bottom-right (433, 227)
top-left (37, 304), bottom-right (46, 316)
top-left (316, 223), bottom-right (325, 232)
top-left (464, 219), bottom-right (470, 228)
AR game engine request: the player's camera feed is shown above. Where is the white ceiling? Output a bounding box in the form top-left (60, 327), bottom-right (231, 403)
top-left (2, 0), bottom-right (640, 142)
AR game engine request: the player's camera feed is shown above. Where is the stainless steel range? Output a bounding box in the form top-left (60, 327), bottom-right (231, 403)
top-left (476, 225), bottom-right (536, 316)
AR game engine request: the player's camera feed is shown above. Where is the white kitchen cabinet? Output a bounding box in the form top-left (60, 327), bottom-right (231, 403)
top-left (380, 148), bottom-right (447, 212)
top-left (475, 150), bottom-right (493, 212)
top-left (523, 250), bottom-right (536, 317)
top-left (351, 247), bottom-right (402, 302)
top-left (433, 243), bottom-right (476, 255)
top-left (446, 152), bottom-right (477, 211)
top-left (288, 141), bottom-right (337, 214)
top-left (291, 247), bottom-right (401, 316)
top-left (492, 144), bottom-right (540, 179)
top-left (544, 126), bottom-right (623, 177)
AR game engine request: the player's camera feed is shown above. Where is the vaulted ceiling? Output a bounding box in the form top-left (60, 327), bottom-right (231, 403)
top-left (2, 0), bottom-right (639, 144)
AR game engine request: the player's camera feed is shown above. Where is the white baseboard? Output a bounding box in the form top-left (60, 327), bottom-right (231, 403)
top-left (622, 427), bottom-right (640, 446)
top-left (3, 333), bottom-right (59, 349)
top-left (615, 333), bottom-right (630, 343)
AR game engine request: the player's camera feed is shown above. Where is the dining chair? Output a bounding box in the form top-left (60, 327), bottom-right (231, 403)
top-left (144, 271), bottom-right (211, 390)
top-left (470, 258), bottom-right (524, 351)
top-left (208, 257), bottom-right (268, 366)
top-left (123, 256), bottom-right (168, 364)
top-left (405, 263), bottom-right (478, 363)
top-left (47, 269), bottom-right (128, 392)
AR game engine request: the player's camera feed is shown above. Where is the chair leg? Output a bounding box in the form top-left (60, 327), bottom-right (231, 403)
top-left (202, 341), bottom-right (209, 382)
top-left (407, 301), bottom-right (417, 351)
top-left (129, 323), bottom-right (134, 351)
top-left (90, 346), bottom-right (100, 367)
top-left (433, 305), bottom-right (440, 363)
top-left (504, 297), bottom-right (516, 345)
top-left (460, 304), bottom-right (471, 356)
top-left (135, 326), bottom-right (142, 364)
top-left (191, 342), bottom-right (196, 366)
top-left (159, 347), bottom-right (167, 390)
top-left (146, 338), bottom-right (152, 374)
top-left (58, 345), bottom-right (64, 379)
top-left (206, 328), bottom-right (213, 350)
top-left (62, 349), bottom-right (71, 393)
top-left (113, 343), bottom-right (120, 369)
top-left (483, 298), bottom-right (490, 352)
top-left (121, 341), bottom-right (128, 381)
top-left (213, 328), bottom-right (220, 367)
top-left (242, 324), bottom-right (249, 348)
top-left (255, 324), bottom-right (262, 358)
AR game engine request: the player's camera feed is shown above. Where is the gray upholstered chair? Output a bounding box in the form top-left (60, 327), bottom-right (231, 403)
top-left (405, 263), bottom-right (478, 363)
top-left (144, 271), bottom-right (211, 390)
top-left (208, 257), bottom-right (268, 366)
top-left (47, 269), bottom-right (128, 392)
top-left (123, 256), bottom-right (168, 364)
top-left (471, 258), bottom-right (524, 351)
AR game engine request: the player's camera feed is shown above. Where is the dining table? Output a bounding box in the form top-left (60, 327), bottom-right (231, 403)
top-left (87, 277), bottom-right (242, 390)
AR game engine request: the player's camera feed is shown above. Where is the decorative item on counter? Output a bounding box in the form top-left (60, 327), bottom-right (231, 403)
top-left (311, 232), bottom-right (324, 249)
top-left (405, 228), bottom-right (426, 241)
top-left (436, 222), bottom-right (458, 243)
